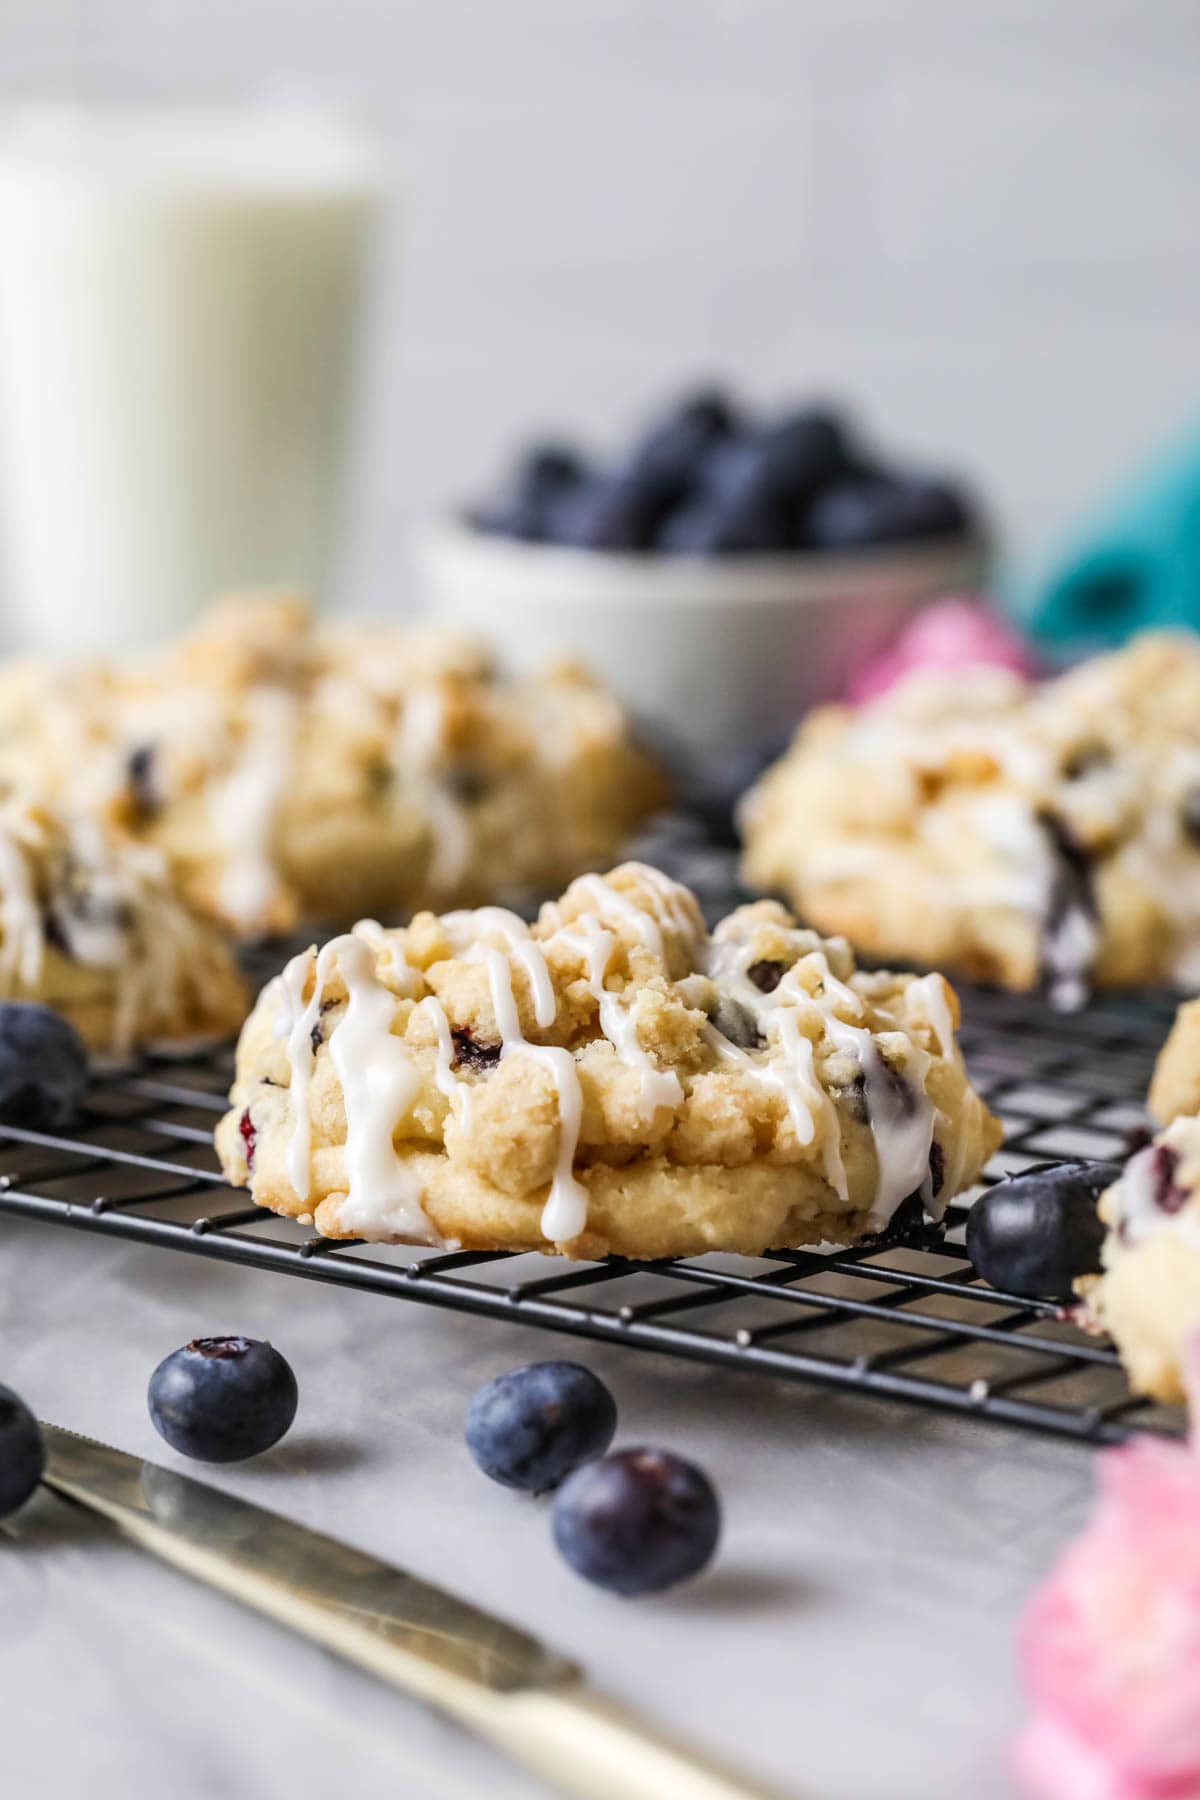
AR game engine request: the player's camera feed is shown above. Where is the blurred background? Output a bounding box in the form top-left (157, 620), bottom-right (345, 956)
top-left (5, 0), bottom-right (1197, 613)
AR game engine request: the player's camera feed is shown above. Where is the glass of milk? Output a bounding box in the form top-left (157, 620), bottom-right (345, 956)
top-left (0, 105), bottom-right (384, 653)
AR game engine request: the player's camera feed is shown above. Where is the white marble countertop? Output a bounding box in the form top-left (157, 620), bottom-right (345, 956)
top-left (0, 1215), bottom-right (1098, 1800)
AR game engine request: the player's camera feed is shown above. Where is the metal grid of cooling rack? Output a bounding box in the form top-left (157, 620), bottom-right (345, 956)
top-left (0, 973), bottom-right (1184, 1446)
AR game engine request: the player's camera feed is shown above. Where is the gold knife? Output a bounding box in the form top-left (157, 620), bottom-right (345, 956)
top-left (39, 1423), bottom-right (784, 1800)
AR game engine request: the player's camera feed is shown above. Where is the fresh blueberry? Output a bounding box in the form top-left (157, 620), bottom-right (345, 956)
top-left (0, 1003), bottom-right (88, 1131)
top-left (964, 1161), bottom-right (1121, 1299)
top-left (148, 1336), bottom-right (299, 1463)
top-left (548, 470), bottom-right (675, 552)
top-left (126, 743), bottom-right (161, 821)
top-left (799, 476), bottom-right (897, 550)
top-left (1181, 785), bottom-right (1200, 847)
top-left (465, 1361), bottom-right (617, 1492)
top-left (759, 407), bottom-right (853, 507)
top-left (801, 472), bottom-right (972, 550)
top-left (473, 443), bottom-right (588, 541)
top-left (552, 1447), bottom-right (720, 1595)
top-left (877, 475), bottom-right (973, 541)
top-left (707, 994), bottom-right (763, 1050)
top-left (656, 437), bottom-right (791, 554)
top-left (626, 387), bottom-right (739, 491)
top-left (0, 1384), bottom-right (45, 1518)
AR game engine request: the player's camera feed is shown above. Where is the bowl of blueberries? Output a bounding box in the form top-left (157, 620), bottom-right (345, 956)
top-left (418, 386), bottom-right (986, 753)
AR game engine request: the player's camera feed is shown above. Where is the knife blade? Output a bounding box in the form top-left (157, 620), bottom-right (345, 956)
top-left (39, 1423), bottom-right (785, 1800)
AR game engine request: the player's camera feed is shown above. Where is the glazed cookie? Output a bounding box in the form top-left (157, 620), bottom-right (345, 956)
top-left (1080, 1118), bottom-right (1200, 1403)
top-left (0, 592), bottom-right (665, 938)
top-left (742, 633), bottom-right (1200, 1004)
top-left (1148, 997), bottom-right (1200, 1127)
top-left (216, 863), bottom-right (1001, 1259)
top-left (0, 799), bottom-right (247, 1052)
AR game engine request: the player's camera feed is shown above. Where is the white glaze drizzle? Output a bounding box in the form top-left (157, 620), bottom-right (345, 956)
top-left (907, 972), bottom-right (973, 1199)
top-left (555, 867), bottom-right (706, 966)
top-left (213, 688), bottom-right (295, 930)
top-left (278, 934), bottom-right (436, 1243)
top-left (58, 816), bottom-right (154, 1050)
top-left (398, 686), bottom-right (473, 892)
top-left (266, 866), bottom-right (959, 1249)
top-left (420, 992), bottom-right (472, 1126)
top-left (351, 918), bottom-right (422, 997)
top-left (280, 947), bottom-right (320, 1196)
top-left (705, 938), bottom-right (938, 1230)
top-left (556, 916), bottom-right (684, 1117)
top-left (823, 1014), bottom-right (935, 1229)
top-left (443, 907), bottom-right (558, 1029)
top-left (329, 937), bottom-right (432, 1241)
top-left (910, 972), bottom-right (955, 1057)
top-left (0, 827), bottom-right (44, 989)
top-left (475, 942), bottom-right (586, 1242)
top-left (565, 875), bottom-right (665, 956)
top-left (704, 1011), bottom-right (848, 1201)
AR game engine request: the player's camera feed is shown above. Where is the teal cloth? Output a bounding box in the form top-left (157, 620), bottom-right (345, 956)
top-left (1024, 421), bottom-right (1200, 648)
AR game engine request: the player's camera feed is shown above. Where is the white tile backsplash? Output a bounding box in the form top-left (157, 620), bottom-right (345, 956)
top-left (5, 0), bottom-right (1200, 608)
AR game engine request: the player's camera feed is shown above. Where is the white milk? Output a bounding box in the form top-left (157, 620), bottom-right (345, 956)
top-left (0, 106), bottom-right (383, 652)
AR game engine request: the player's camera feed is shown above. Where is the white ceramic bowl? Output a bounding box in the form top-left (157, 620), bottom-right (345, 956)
top-left (415, 518), bottom-right (988, 755)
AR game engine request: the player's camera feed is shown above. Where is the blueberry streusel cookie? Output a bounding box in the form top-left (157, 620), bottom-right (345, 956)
top-left (1148, 997), bottom-right (1200, 1127)
top-left (1079, 1118), bottom-right (1200, 1404)
top-left (1078, 997), bottom-right (1200, 1401)
top-left (742, 633), bottom-right (1200, 1005)
top-left (0, 799), bottom-right (246, 1052)
top-left (0, 592), bottom-right (665, 938)
top-left (215, 863), bottom-right (1000, 1258)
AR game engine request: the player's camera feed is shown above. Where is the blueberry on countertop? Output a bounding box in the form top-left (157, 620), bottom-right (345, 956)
top-left (0, 1384), bottom-right (45, 1518)
top-left (964, 1161), bottom-right (1121, 1300)
top-left (148, 1336), bottom-right (298, 1463)
top-left (472, 443), bottom-right (587, 541)
top-left (466, 1361), bottom-right (617, 1493)
top-left (0, 1003), bottom-right (88, 1131)
top-left (552, 1446), bottom-right (720, 1595)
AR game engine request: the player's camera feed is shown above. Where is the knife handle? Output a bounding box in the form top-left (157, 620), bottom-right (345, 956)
top-left (455, 1681), bottom-right (783, 1800)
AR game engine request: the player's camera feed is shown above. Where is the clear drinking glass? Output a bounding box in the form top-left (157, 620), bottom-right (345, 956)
top-left (0, 104), bottom-right (383, 653)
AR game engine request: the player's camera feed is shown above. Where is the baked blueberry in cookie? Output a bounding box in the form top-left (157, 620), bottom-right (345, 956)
top-left (1073, 998), bottom-right (1200, 1401)
top-left (215, 863), bottom-right (1000, 1260)
top-left (1077, 1119), bottom-right (1200, 1404)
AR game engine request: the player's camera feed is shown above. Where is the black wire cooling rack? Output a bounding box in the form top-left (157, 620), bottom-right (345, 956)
top-left (0, 822), bottom-right (1186, 1448)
